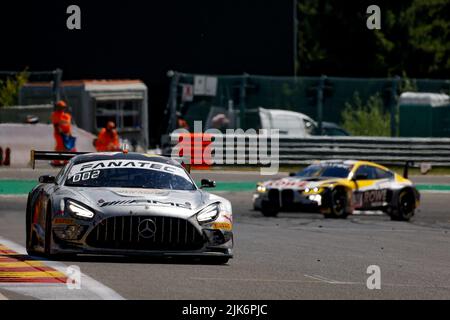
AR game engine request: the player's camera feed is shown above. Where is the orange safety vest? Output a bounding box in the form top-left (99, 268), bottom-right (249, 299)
top-left (51, 110), bottom-right (73, 151)
top-left (96, 128), bottom-right (120, 152)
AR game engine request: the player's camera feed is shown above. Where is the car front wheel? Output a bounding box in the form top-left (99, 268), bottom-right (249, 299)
top-left (44, 203), bottom-right (54, 257)
top-left (326, 188), bottom-right (349, 219)
top-left (26, 196), bottom-right (40, 256)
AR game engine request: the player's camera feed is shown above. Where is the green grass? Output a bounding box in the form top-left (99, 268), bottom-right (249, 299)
top-left (0, 180), bottom-right (36, 195)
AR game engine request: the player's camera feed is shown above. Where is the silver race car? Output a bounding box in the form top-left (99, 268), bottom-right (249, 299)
top-left (26, 151), bottom-right (233, 264)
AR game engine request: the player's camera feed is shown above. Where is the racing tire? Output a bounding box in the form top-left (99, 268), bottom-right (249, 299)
top-left (25, 195), bottom-right (40, 256)
top-left (43, 202), bottom-right (54, 257)
top-left (390, 190), bottom-right (415, 222)
top-left (326, 187), bottom-right (349, 219)
top-left (261, 207), bottom-right (278, 217)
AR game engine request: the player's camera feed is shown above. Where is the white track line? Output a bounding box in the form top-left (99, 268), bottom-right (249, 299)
top-left (304, 274), bottom-right (359, 285)
top-left (191, 275), bottom-right (450, 290)
top-left (190, 277), bottom-right (320, 284)
top-left (0, 237), bottom-right (124, 300)
top-left (0, 195), bottom-right (28, 198)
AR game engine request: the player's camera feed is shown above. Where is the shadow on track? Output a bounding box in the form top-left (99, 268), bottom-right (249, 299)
top-left (36, 254), bottom-right (231, 266)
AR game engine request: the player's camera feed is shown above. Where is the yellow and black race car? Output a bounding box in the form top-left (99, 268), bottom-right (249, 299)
top-left (253, 160), bottom-right (420, 221)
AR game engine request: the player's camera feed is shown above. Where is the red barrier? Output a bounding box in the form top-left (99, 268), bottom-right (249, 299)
top-left (0, 147), bottom-right (10, 166)
top-left (178, 133), bottom-right (212, 170)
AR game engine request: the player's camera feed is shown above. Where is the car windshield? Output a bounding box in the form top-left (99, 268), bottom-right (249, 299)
top-left (64, 159), bottom-right (196, 190)
top-left (296, 164), bottom-right (351, 178)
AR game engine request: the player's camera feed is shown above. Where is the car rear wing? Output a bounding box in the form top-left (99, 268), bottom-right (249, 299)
top-left (30, 150), bottom-right (89, 169)
top-left (403, 161), bottom-right (414, 179)
top-left (30, 150), bottom-right (192, 172)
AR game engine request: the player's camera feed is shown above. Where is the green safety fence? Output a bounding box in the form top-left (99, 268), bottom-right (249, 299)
top-left (166, 72), bottom-right (450, 137)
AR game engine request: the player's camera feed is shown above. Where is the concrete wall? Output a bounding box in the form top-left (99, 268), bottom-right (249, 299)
top-left (0, 123), bottom-right (96, 167)
top-left (0, 105), bottom-right (53, 124)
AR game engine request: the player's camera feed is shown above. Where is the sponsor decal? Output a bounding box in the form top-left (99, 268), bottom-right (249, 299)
top-left (363, 189), bottom-right (387, 204)
top-left (355, 189), bottom-right (388, 208)
top-left (267, 179), bottom-right (309, 189)
top-left (112, 189), bottom-right (169, 196)
top-left (53, 218), bottom-right (75, 224)
top-left (211, 222), bottom-right (232, 231)
top-left (99, 198), bottom-right (192, 209)
top-left (266, 178), bottom-right (333, 190)
top-left (68, 160), bottom-right (189, 180)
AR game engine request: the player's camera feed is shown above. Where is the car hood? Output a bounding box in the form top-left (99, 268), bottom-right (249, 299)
top-left (61, 187), bottom-right (220, 218)
top-left (262, 176), bottom-right (341, 190)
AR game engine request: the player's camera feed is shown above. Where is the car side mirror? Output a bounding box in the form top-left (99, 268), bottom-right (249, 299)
top-left (39, 175), bottom-right (56, 184)
top-left (200, 179), bottom-right (216, 188)
top-left (289, 172), bottom-right (296, 177)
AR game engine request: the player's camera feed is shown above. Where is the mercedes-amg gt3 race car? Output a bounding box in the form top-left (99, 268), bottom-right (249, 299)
top-left (253, 160), bottom-right (420, 221)
top-left (26, 151), bottom-right (233, 264)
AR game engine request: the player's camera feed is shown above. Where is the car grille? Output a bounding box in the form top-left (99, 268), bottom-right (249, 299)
top-left (281, 189), bottom-right (294, 206)
top-left (268, 189), bottom-right (280, 207)
top-left (86, 216), bottom-right (205, 251)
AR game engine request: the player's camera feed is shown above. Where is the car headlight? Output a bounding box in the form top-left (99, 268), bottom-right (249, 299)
top-left (304, 187), bottom-right (323, 194)
top-left (197, 203), bottom-right (221, 224)
top-left (66, 200), bottom-right (95, 219)
top-left (256, 184), bottom-right (266, 193)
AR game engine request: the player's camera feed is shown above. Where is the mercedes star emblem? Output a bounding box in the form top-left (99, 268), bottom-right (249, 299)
top-left (138, 218), bottom-right (157, 238)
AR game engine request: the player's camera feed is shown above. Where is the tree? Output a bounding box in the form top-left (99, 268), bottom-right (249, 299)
top-left (296, 0), bottom-right (450, 78)
top-left (341, 92), bottom-right (391, 136)
top-left (0, 70), bottom-right (29, 107)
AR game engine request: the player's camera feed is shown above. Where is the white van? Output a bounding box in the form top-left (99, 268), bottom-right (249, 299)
top-left (205, 106), bottom-right (316, 137)
top-left (258, 107), bottom-right (315, 137)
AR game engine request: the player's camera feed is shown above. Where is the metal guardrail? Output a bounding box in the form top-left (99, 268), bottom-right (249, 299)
top-left (168, 134), bottom-right (450, 167)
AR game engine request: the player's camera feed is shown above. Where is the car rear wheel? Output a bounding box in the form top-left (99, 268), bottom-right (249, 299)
top-left (327, 188), bottom-right (349, 219)
top-left (390, 190), bottom-right (415, 221)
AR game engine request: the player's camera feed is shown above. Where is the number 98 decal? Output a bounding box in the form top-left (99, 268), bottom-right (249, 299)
top-left (72, 170), bottom-right (100, 182)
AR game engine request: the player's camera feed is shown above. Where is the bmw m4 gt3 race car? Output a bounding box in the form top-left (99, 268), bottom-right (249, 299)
top-left (26, 151), bottom-right (233, 264)
top-left (254, 160), bottom-right (420, 221)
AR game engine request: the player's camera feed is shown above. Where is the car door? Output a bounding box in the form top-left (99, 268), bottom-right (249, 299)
top-left (352, 164), bottom-right (384, 209)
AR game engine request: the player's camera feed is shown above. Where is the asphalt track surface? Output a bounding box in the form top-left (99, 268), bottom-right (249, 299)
top-left (1, 170), bottom-right (450, 299)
